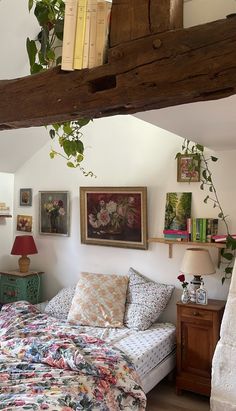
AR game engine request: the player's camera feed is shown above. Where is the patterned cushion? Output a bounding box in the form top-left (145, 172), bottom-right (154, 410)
top-left (45, 286), bottom-right (76, 319)
top-left (124, 267), bottom-right (174, 331)
top-left (68, 272), bottom-right (128, 327)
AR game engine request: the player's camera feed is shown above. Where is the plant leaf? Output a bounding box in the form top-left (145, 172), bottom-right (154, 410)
top-left (26, 38), bottom-right (37, 68)
top-left (211, 156), bottom-right (218, 162)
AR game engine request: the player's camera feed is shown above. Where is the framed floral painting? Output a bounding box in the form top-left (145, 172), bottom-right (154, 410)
top-left (80, 187), bottom-right (148, 249)
top-left (17, 215), bottom-right (32, 232)
top-left (39, 191), bottom-right (70, 236)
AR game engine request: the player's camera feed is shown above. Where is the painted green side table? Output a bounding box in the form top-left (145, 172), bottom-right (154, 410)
top-left (0, 270), bottom-right (43, 304)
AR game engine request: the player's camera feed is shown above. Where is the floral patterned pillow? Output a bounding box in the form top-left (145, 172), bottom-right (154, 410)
top-left (68, 272), bottom-right (128, 327)
top-left (124, 267), bottom-right (174, 331)
top-left (44, 286), bottom-right (76, 319)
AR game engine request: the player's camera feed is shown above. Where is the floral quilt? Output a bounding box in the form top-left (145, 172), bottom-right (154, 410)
top-left (0, 301), bottom-right (146, 410)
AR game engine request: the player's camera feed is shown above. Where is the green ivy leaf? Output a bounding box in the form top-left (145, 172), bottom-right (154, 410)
top-left (67, 162), bottom-right (75, 168)
top-left (196, 144), bottom-right (204, 152)
top-left (77, 153), bottom-right (84, 163)
top-left (225, 267), bottom-right (233, 274)
top-left (77, 118), bottom-right (91, 128)
top-left (202, 169), bottom-right (207, 180)
top-left (26, 38), bottom-right (37, 68)
top-left (218, 212), bottom-right (223, 218)
top-left (211, 156), bottom-right (218, 162)
top-left (63, 140), bottom-right (73, 156)
top-left (222, 252), bottom-right (234, 261)
top-left (28, 0), bottom-right (34, 12)
top-left (34, 2), bottom-right (50, 26)
top-left (200, 183), bottom-right (204, 190)
top-left (31, 62), bottom-right (44, 74)
top-left (75, 140), bottom-right (84, 154)
top-left (209, 186), bottom-right (213, 192)
top-left (49, 129), bottom-right (56, 139)
top-left (222, 277), bottom-right (225, 285)
top-left (203, 195), bottom-right (209, 203)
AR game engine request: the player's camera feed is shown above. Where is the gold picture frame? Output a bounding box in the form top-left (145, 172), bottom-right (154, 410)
top-left (80, 187), bottom-right (148, 249)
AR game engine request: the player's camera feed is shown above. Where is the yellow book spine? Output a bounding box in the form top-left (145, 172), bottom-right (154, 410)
top-left (73, 0), bottom-right (88, 69)
top-left (82, 0), bottom-right (93, 68)
top-left (88, 1), bottom-right (98, 68)
top-left (61, 0), bottom-right (78, 71)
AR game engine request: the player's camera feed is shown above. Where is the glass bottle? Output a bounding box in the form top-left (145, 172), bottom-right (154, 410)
top-left (196, 280), bottom-right (208, 305)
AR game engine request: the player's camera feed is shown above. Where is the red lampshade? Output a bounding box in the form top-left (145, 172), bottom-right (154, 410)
top-left (11, 235), bottom-right (38, 256)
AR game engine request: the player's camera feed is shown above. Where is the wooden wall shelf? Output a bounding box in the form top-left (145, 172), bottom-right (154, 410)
top-left (148, 237), bottom-right (225, 267)
top-left (0, 215), bottom-right (12, 218)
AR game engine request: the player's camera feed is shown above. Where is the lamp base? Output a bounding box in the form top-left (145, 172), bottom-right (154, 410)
top-left (189, 275), bottom-right (202, 303)
top-left (18, 255), bottom-right (30, 273)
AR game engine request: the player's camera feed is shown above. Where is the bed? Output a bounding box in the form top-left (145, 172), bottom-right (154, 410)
top-left (0, 268), bottom-right (176, 410)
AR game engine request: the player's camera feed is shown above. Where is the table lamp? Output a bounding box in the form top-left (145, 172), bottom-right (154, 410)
top-left (11, 235), bottom-right (38, 273)
top-left (180, 248), bottom-right (216, 302)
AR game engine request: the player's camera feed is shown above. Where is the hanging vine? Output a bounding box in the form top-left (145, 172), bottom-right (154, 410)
top-left (27, 0), bottom-right (94, 176)
top-left (176, 139), bottom-right (236, 283)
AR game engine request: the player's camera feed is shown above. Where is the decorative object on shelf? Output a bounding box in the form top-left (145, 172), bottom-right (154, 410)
top-left (177, 273), bottom-right (190, 304)
top-left (0, 202), bottom-right (11, 216)
top-left (39, 191), bottom-right (70, 236)
top-left (164, 192), bottom-right (192, 237)
top-left (177, 154), bottom-right (200, 182)
top-left (11, 235), bottom-right (38, 273)
top-left (16, 215), bottom-right (32, 232)
top-left (19, 188), bottom-right (32, 206)
top-left (80, 187), bottom-right (147, 249)
top-left (196, 280), bottom-right (208, 305)
top-left (180, 248), bottom-right (216, 303)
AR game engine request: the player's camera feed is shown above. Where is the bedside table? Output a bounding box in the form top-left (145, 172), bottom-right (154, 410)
top-left (176, 299), bottom-right (225, 396)
top-left (0, 270), bottom-right (43, 304)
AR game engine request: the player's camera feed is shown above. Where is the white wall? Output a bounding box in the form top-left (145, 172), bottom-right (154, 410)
top-left (184, 0), bottom-right (236, 27)
top-left (1, 115), bottom-right (230, 323)
top-left (0, 173), bottom-right (14, 266)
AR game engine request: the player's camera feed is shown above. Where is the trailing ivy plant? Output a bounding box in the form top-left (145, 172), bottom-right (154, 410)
top-left (26, 0), bottom-right (94, 176)
top-left (176, 139), bottom-right (236, 284)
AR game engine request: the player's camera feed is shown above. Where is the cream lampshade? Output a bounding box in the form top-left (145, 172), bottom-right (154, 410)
top-left (180, 247), bottom-right (216, 294)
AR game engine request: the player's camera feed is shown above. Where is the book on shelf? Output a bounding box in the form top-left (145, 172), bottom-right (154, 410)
top-left (95, 1), bottom-right (112, 66)
top-left (61, 0), bottom-right (79, 71)
top-left (163, 229), bottom-right (188, 235)
top-left (191, 218), bottom-right (218, 242)
top-left (164, 234), bottom-right (188, 240)
top-left (73, 0), bottom-right (88, 70)
top-left (212, 234), bottom-right (236, 242)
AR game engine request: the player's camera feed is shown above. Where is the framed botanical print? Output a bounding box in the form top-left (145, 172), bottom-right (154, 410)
top-left (177, 154), bottom-right (200, 182)
top-left (80, 187), bottom-right (148, 249)
top-left (17, 215), bottom-right (32, 232)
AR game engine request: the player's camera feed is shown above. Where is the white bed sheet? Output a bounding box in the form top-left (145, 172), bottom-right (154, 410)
top-left (66, 322), bottom-right (176, 389)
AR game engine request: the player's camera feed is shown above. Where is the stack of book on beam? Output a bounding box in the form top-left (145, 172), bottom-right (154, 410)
top-left (61, 0), bottom-right (112, 71)
top-left (163, 230), bottom-right (189, 241)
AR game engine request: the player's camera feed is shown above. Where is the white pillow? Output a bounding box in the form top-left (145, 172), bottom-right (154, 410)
top-left (44, 286), bottom-right (76, 319)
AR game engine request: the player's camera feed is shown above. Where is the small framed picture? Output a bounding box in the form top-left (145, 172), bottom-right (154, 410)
top-left (177, 154), bottom-right (200, 182)
top-left (17, 215), bottom-right (32, 232)
top-left (20, 188), bottom-right (32, 206)
top-left (196, 287), bottom-right (208, 305)
top-left (39, 191), bottom-right (70, 236)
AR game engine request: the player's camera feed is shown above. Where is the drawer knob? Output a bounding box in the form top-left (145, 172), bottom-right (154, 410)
top-left (193, 311), bottom-right (200, 316)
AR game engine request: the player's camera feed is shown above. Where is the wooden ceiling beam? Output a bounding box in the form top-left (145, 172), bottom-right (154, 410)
top-left (0, 15), bottom-right (236, 130)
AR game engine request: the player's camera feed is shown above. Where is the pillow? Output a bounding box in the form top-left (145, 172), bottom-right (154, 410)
top-left (124, 267), bottom-right (174, 331)
top-left (45, 286), bottom-right (76, 319)
top-left (68, 272), bottom-right (128, 328)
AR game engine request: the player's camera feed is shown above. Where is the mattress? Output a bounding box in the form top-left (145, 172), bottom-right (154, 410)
top-left (67, 322), bottom-right (176, 388)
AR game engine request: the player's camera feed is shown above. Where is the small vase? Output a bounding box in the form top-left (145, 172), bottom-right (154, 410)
top-left (50, 214), bottom-right (58, 233)
top-left (181, 287), bottom-right (190, 304)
